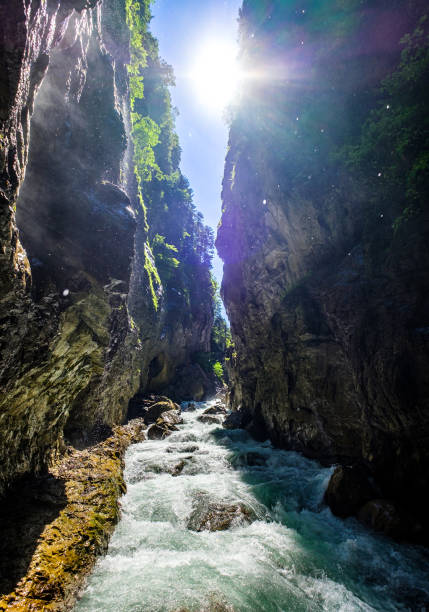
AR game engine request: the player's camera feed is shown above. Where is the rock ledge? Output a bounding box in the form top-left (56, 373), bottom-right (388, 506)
top-left (0, 419), bottom-right (146, 611)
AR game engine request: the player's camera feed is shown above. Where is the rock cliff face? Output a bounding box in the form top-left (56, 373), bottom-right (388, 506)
top-left (217, 0), bottom-right (429, 539)
top-left (0, 0), bottom-right (213, 497)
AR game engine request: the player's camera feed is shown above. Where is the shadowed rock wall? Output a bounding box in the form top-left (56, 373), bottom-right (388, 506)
top-left (0, 0), bottom-right (213, 496)
top-left (217, 0), bottom-right (429, 540)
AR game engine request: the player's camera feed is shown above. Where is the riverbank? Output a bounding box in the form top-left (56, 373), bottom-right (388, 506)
top-left (0, 419), bottom-right (146, 611)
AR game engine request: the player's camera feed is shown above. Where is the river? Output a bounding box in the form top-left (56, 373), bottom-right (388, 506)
top-left (75, 400), bottom-right (429, 611)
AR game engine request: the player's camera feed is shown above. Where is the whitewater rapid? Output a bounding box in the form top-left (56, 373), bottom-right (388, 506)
top-left (76, 400), bottom-right (429, 611)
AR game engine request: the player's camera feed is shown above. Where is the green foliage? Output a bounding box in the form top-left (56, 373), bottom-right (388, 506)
top-left (131, 114), bottom-right (162, 181)
top-left (152, 233), bottom-right (180, 283)
top-left (342, 15), bottom-right (429, 229)
top-left (124, 0), bottom-right (219, 330)
top-left (212, 361), bottom-right (224, 381)
top-left (125, 0), bottom-right (150, 108)
top-left (143, 244), bottom-right (161, 311)
top-left (236, 1), bottom-right (428, 248)
top-left (191, 280), bottom-right (230, 385)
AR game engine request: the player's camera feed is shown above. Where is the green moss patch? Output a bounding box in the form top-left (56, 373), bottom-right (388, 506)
top-left (0, 420), bottom-right (145, 611)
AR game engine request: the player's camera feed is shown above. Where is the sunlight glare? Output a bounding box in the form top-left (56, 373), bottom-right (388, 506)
top-left (190, 40), bottom-right (241, 112)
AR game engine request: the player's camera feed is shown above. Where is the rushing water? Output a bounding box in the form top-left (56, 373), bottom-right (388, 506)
top-left (76, 401), bottom-right (429, 612)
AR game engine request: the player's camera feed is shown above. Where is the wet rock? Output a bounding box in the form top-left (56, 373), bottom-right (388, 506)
top-left (172, 460), bottom-right (187, 477)
top-left (231, 452), bottom-right (267, 467)
top-left (0, 419), bottom-right (145, 610)
top-left (198, 414), bottom-right (223, 425)
top-left (146, 409), bottom-right (182, 440)
top-left (166, 444), bottom-right (199, 454)
top-left (187, 498), bottom-right (255, 532)
top-left (147, 422), bottom-right (172, 440)
top-left (358, 499), bottom-right (404, 538)
top-left (181, 444), bottom-right (199, 453)
top-left (223, 409), bottom-right (249, 430)
top-left (324, 465), bottom-right (377, 517)
top-left (145, 400), bottom-right (180, 425)
top-left (203, 404), bottom-right (227, 416)
top-left (186, 402), bottom-right (197, 411)
top-left (160, 410), bottom-right (184, 427)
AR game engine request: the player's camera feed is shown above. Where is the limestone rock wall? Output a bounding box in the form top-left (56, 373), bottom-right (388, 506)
top-left (0, 0), bottom-right (213, 496)
top-left (217, 0), bottom-right (429, 538)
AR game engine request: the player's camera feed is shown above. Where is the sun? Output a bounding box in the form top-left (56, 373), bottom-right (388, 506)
top-left (190, 39), bottom-right (241, 112)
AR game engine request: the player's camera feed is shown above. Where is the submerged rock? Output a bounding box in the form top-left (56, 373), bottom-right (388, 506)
top-left (230, 452), bottom-right (267, 468)
top-left (166, 444), bottom-right (199, 454)
top-left (172, 459), bottom-right (187, 477)
top-left (172, 596), bottom-right (235, 612)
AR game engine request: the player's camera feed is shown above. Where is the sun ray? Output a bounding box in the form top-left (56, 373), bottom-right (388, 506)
top-left (190, 39), bottom-right (242, 111)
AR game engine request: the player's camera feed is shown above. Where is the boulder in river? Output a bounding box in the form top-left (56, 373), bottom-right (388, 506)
top-left (324, 465), bottom-right (377, 517)
top-left (147, 423), bottom-right (170, 440)
top-left (187, 497), bottom-right (255, 532)
top-left (160, 410), bottom-right (183, 427)
top-left (198, 414), bottom-right (223, 425)
top-left (172, 459), bottom-right (188, 477)
top-left (202, 404), bottom-right (227, 416)
top-left (145, 400), bottom-right (181, 425)
top-left (358, 499), bottom-right (404, 538)
top-left (146, 409), bottom-right (183, 439)
top-left (223, 408), bottom-right (250, 430)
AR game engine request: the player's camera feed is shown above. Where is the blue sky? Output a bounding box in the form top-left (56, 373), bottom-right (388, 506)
top-left (151, 0), bottom-right (242, 286)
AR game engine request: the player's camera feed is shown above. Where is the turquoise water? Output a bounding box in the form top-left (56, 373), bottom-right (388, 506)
top-left (76, 401), bottom-right (429, 611)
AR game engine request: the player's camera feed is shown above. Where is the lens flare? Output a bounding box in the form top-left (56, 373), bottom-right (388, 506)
top-left (190, 40), bottom-right (241, 111)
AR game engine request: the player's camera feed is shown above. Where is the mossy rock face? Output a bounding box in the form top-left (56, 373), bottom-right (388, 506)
top-left (0, 419), bottom-right (145, 611)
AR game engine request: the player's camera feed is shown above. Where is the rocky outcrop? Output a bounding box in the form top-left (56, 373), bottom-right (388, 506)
top-left (217, 0), bottom-right (429, 541)
top-left (0, 0), bottom-right (214, 500)
top-left (0, 418), bottom-right (146, 611)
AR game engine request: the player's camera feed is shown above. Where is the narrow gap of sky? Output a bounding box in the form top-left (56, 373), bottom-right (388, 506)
top-left (150, 0), bottom-right (242, 287)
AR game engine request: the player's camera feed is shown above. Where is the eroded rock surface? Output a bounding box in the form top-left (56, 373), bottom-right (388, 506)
top-left (197, 414), bottom-right (223, 425)
top-left (217, 0), bottom-right (429, 541)
top-left (0, 0), bottom-right (214, 501)
top-left (0, 419), bottom-right (145, 611)
top-left (187, 495), bottom-right (255, 533)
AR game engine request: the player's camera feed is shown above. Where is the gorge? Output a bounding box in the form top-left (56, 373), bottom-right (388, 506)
top-left (0, 0), bottom-right (429, 610)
